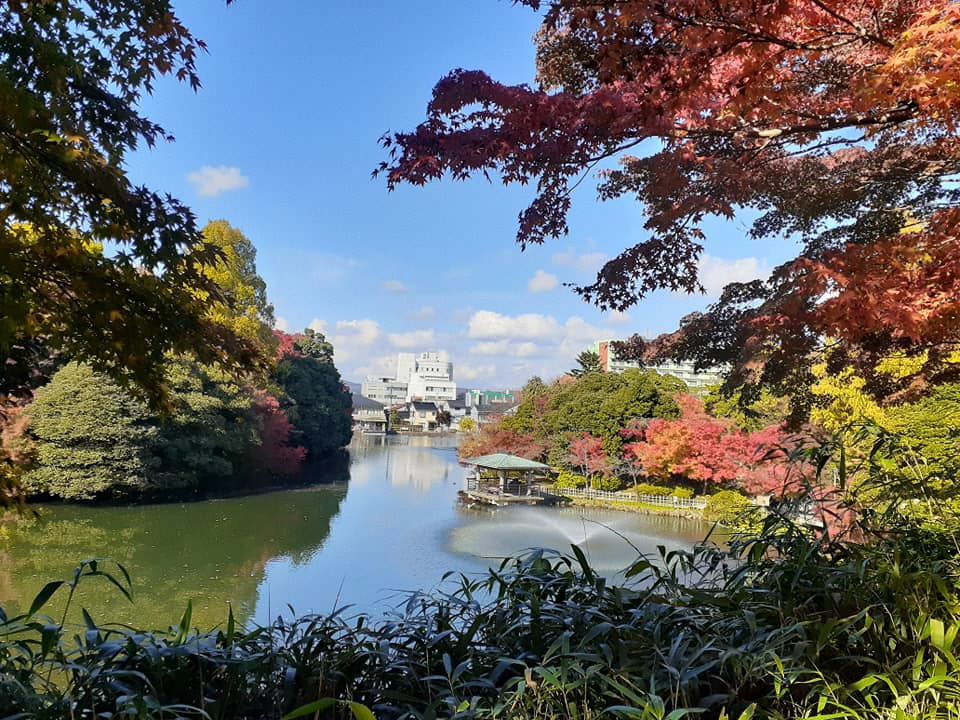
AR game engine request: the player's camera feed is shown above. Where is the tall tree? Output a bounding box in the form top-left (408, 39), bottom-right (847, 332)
top-left (570, 350), bottom-right (601, 377)
top-left (22, 359), bottom-right (274, 501)
top-left (294, 328), bottom-right (334, 363)
top-left (273, 331), bottom-right (353, 458)
top-left (23, 363), bottom-right (164, 500)
top-left (200, 220), bottom-right (277, 362)
top-left (380, 0), bottom-right (960, 404)
top-left (0, 1), bottom-right (257, 411)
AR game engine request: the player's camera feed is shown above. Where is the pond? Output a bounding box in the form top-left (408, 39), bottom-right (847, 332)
top-left (0, 436), bottom-right (718, 631)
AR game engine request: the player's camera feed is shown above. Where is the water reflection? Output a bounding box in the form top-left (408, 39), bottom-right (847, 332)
top-left (1, 436), bottom-right (717, 630)
top-left (1, 467), bottom-right (349, 630)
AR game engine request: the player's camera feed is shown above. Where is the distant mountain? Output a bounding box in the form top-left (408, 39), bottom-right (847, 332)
top-left (344, 381), bottom-right (362, 394)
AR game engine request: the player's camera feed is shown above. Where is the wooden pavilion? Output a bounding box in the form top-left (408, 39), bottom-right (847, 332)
top-left (459, 453), bottom-right (553, 506)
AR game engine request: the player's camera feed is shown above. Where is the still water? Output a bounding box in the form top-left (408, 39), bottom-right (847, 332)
top-left (0, 436), bottom-right (715, 630)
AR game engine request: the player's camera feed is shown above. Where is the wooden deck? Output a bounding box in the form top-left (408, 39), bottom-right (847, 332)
top-left (459, 490), bottom-right (544, 507)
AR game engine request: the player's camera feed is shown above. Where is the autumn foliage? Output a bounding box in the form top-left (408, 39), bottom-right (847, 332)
top-left (568, 433), bottom-right (608, 477)
top-left (381, 0), bottom-right (960, 403)
top-left (250, 392), bottom-right (307, 477)
top-left (462, 372), bottom-right (797, 496)
top-left (625, 396), bottom-right (795, 495)
top-left (459, 424), bottom-right (550, 461)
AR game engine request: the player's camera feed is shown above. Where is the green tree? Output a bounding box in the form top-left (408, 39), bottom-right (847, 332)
top-left (152, 359), bottom-right (261, 493)
top-left (24, 360), bottom-right (265, 501)
top-left (294, 328), bottom-right (334, 363)
top-left (882, 383), bottom-right (960, 512)
top-left (200, 220), bottom-right (277, 362)
top-left (570, 350), bottom-right (600, 377)
top-left (541, 368), bottom-right (683, 457)
top-left (458, 416), bottom-right (477, 433)
top-left (704, 386), bottom-right (790, 432)
top-left (23, 364), bottom-right (164, 500)
top-left (501, 376), bottom-right (549, 435)
top-left (274, 357), bottom-right (352, 458)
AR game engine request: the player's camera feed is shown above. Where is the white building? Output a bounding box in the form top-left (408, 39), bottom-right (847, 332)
top-left (360, 376), bottom-right (408, 405)
top-left (362, 350), bottom-right (456, 404)
top-left (404, 351), bottom-right (456, 402)
top-left (592, 339), bottom-right (726, 392)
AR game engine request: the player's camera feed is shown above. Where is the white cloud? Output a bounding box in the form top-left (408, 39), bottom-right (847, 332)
top-left (528, 269), bottom-right (559, 293)
top-left (329, 319), bottom-right (381, 365)
top-left (307, 318), bottom-right (327, 334)
top-left (514, 342), bottom-right (540, 357)
top-left (552, 249), bottom-right (607, 275)
top-left (697, 254), bottom-right (769, 295)
top-left (470, 340), bottom-right (540, 357)
top-left (469, 340), bottom-right (511, 356)
top-left (388, 329), bottom-right (436, 349)
top-left (467, 310), bottom-right (560, 339)
top-left (187, 165), bottom-right (249, 197)
top-left (459, 364), bottom-right (497, 381)
top-left (606, 310), bottom-right (631, 324)
top-left (274, 316), bottom-right (290, 332)
top-left (563, 316), bottom-right (608, 343)
top-left (381, 279), bottom-right (408, 294)
top-left (353, 354), bottom-right (398, 379)
top-left (334, 319), bottom-right (380, 345)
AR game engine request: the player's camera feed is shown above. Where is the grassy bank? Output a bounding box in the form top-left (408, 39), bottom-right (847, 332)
top-left (562, 495), bottom-right (705, 520)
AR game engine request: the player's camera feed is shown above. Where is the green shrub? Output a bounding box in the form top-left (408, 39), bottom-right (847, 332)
top-left (704, 489), bottom-right (762, 530)
top-left (552, 470), bottom-right (587, 488)
top-left (593, 474), bottom-right (623, 491)
top-left (632, 482), bottom-right (672, 496)
top-left (671, 486), bottom-right (695, 499)
top-left (5, 525), bottom-right (960, 720)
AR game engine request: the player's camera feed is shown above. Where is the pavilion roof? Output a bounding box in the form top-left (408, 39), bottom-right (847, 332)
top-left (460, 452), bottom-right (551, 471)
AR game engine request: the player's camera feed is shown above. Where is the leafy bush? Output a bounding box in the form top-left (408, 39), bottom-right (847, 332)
top-left (704, 489), bottom-right (762, 530)
top-left (552, 469), bottom-right (587, 488)
top-left (632, 483), bottom-right (672, 496)
top-left (671, 486), bottom-right (694, 499)
top-left (592, 474), bottom-right (623, 491)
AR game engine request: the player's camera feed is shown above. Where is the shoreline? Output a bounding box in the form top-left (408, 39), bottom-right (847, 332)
top-left (0, 454), bottom-right (351, 522)
top-left (564, 496), bottom-right (705, 520)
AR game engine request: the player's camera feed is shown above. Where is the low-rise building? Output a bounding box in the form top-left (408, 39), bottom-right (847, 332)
top-left (361, 376), bottom-right (408, 405)
top-left (408, 401), bottom-right (440, 432)
top-left (351, 394), bottom-right (387, 433)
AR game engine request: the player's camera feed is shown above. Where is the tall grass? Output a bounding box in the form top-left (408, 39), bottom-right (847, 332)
top-left (2, 514), bottom-right (958, 719)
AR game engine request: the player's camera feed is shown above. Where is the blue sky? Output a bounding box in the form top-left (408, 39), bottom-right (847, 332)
top-left (128, 1), bottom-right (793, 388)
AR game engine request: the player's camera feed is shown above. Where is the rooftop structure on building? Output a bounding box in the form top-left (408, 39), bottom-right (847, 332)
top-left (361, 350), bottom-right (456, 404)
top-left (592, 339), bottom-right (726, 392)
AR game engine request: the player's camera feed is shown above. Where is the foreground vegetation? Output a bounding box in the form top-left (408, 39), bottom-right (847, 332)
top-left (2, 511), bottom-right (958, 719)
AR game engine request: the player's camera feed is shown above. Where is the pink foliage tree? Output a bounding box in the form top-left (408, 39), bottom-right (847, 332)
top-left (625, 395), bottom-right (795, 496)
top-left (568, 432), bottom-right (609, 478)
top-left (250, 391), bottom-right (306, 476)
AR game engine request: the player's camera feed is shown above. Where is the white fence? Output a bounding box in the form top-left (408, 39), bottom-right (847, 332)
top-left (532, 484), bottom-right (707, 510)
